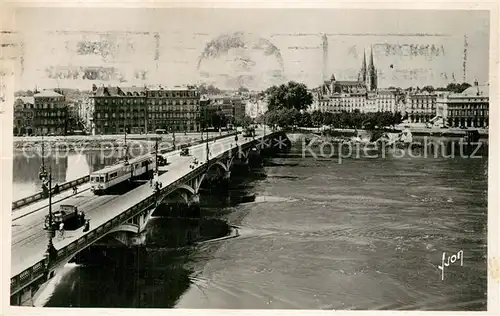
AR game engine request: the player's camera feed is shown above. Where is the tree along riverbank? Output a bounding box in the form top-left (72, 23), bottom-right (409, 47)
top-left (286, 129), bottom-right (489, 145)
top-left (287, 127), bottom-right (488, 140)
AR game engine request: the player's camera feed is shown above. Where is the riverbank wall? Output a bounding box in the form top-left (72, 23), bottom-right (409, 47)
top-left (286, 127), bottom-right (489, 139)
top-left (287, 127), bottom-right (489, 143)
top-left (13, 132), bottom-right (238, 152)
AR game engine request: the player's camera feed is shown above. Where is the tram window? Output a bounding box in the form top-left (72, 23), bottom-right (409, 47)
top-left (100, 176), bottom-right (105, 182)
top-left (109, 172), bottom-right (117, 179)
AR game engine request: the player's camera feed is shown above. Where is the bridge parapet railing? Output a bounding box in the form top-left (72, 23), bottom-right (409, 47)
top-left (11, 165), bottom-right (199, 296)
top-left (156, 131), bottom-right (239, 154)
top-left (11, 132), bottom-right (240, 211)
top-left (12, 175), bottom-right (90, 211)
top-left (11, 257), bottom-right (48, 296)
top-left (10, 134), bottom-right (263, 297)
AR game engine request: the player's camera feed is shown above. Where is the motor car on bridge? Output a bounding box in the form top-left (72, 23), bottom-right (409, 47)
top-left (44, 204), bottom-right (85, 231)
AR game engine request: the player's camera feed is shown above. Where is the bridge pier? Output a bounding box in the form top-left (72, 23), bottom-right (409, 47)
top-left (11, 268), bottom-right (51, 306)
top-left (247, 147), bottom-right (262, 165)
top-left (189, 193), bottom-right (200, 206)
top-left (17, 286), bottom-right (33, 306)
top-left (113, 231), bottom-right (147, 246)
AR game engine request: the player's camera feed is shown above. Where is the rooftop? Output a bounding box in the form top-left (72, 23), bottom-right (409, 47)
top-left (92, 85), bottom-right (198, 97)
top-left (408, 91), bottom-right (436, 97)
top-left (146, 85), bottom-right (194, 91)
top-left (17, 96), bottom-right (35, 104)
top-left (335, 80), bottom-right (364, 86)
top-left (34, 90), bottom-right (64, 98)
top-left (462, 84), bottom-right (489, 97)
top-left (120, 87), bottom-right (147, 95)
top-left (377, 89), bottom-right (396, 95)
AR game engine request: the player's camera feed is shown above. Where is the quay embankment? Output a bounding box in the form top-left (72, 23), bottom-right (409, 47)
top-left (286, 127), bottom-right (489, 144)
top-left (13, 132), bottom-right (237, 152)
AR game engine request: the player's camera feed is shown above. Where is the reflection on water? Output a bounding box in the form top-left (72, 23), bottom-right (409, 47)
top-left (12, 148), bottom-right (146, 201)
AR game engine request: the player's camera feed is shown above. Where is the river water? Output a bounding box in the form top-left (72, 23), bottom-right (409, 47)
top-left (12, 136), bottom-right (488, 310)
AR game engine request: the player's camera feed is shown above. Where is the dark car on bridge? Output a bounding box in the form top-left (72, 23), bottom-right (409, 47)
top-left (157, 154), bottom-right (168, 166)
top-left (180, 148), bottom-right (190, 156)
top-left (44, 204), bottom-right (85, 231)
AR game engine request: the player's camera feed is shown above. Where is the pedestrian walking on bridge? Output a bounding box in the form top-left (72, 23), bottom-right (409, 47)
top-left (83, 219), bottom-right (90, 232)
top-left (59, 222), bottom-right (65, 239)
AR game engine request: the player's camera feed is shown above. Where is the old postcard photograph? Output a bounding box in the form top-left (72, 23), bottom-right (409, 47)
top-left (1, 1), bottom-right (498, 314)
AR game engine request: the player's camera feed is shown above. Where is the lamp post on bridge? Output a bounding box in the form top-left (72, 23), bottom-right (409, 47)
top-left (200, 115), bottom-right (204, 142)
top-left (171, 126), bottom-right (176, 150)
top-left (153, 137), bottom-right (161, 195)
top-left (204, 105), bottom-right (209, 163)
top-left (263, 115), bottom-right (266, 137)
top-left (154, 136), bottom-right (160, 174)
top-left (124, 130), bottom-right (129, 164)
top-left (39, 142), bottom-right (55, 260)
top-left (40, 134), bottom-right (45, 172)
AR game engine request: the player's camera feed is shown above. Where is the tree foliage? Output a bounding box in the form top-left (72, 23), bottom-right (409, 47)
top-left (440, 82), bottom-right (472, 93)
top-left (234, 114), bottom-right (253, 128)
top-left (264, 109), bottom-right (404, 130)
top-left (405, 82), bottom-right (472, 94)
top-left (264, 81), bottom-right (313, 112)
top-left (198, 84), bottom-right (221, 95)
top-left (211, 110), bottom-right (227, 129)
top-left (238, 86), bottom-right (249, 93)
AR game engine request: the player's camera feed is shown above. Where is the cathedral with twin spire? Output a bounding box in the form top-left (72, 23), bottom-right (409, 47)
top-left (320, 46), bottom-right (378, 96)
top-left (357, 48), bottom-right (378, 92)
top-left (312, 45), bottom-right (401, 114)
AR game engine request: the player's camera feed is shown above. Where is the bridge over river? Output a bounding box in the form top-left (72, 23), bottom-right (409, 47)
top-left (10, 128), bottom-right (290, 306)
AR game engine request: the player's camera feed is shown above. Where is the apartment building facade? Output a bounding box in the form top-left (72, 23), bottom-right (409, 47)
top-left (404, 91), bottom-right (437, 123)
top-left (91, 85), bottom-right (200, 134)
top-left (437, 83), bottom-right (489, 128)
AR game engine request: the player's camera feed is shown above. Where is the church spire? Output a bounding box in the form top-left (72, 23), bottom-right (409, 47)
top-left (322, 33), bottom-right (329, 82)
top-left (368, 46), bottom-right (375, 69)
top-left (362, 49), bottom-right (367, 71)
top-left (358, 49), bottom-right (367, 82)
top-left (366, 46), bottom-right (377, 92)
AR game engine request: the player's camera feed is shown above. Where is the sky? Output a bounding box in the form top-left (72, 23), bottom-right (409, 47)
top-left (13, 8), bottom-right (490, 90)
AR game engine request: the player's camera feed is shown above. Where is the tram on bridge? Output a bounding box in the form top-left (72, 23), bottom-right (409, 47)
top-left (90, 155), bottom-right (156, 195)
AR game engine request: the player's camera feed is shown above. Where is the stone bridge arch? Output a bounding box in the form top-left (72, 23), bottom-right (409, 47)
top-left (107, 223), bottom-right (140, 235)
top-left (158, 184), bottom-right (198, 205)
top-left (227, 146), bottom-right (253, 170)
top-left (196, 161), bottom-right (231, 192)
